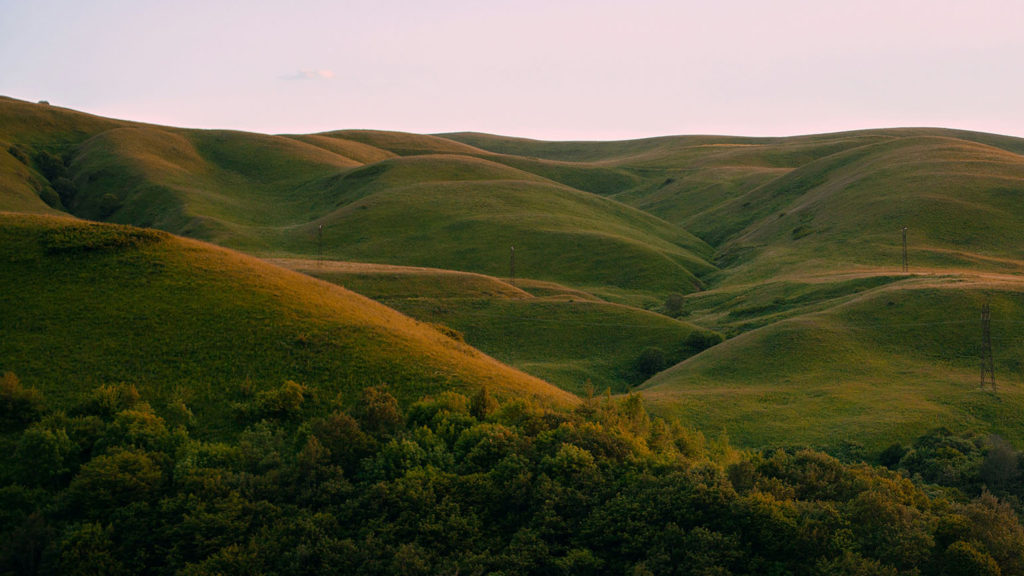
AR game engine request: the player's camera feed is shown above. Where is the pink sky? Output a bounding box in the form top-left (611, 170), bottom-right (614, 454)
top-left (2, 0), bottom-right (1023, 140)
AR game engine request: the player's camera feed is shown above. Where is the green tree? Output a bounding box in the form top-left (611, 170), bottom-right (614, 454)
top-left (53, 176), bottom-right (77, 207)
top-left (942, 540), bottom-right (1001, 576)
top-left (99, 193), bottom-right (122, 217)
top-left (0, 372), bottom-right (46, 430)
top-left (242, 380), bottom-right (307, 421)
top-left (814, 550), bottom-right (897, 576)
top-left (65, 448), bottom-right (164, 515)
top-left (310, 410), bottom-right (375, 470)
top-left (76, 384), bottom-right (142, 419)
top-left (664, 293), bottom-right (685, 317)
top-left (471, 386), bottom-right (499, 420)
top-left (633, 347), bottom-right (667, 382)
top-left (356, 385), bottom-right (402, 437)
top-left (959, 490), bottom-right (1024, 575)
top-left (980, 435), bottom-right (1020, 490)
top-left (33, 150), bottom-right (67, 180)
top-left (15, 424), bottom-right (75, 487)
top-left (55, 522), bottom-right (127, 576)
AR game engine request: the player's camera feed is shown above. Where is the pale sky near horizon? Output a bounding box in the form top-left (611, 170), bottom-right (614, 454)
top-left (2, 0), bottom-right (1023, 140)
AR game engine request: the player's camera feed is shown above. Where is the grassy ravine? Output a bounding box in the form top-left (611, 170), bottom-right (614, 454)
top-left (0, 214), bottom-right (575, 436)
top-left (274, 259), bottom-right (723, 395)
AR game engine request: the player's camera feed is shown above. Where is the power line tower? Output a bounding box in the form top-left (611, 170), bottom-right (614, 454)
top-left (902, 226), bottom-right (908, 273)
top-left (317, 224), bottom-right (324, 268)
top-left (509, 245), bottom-right (516, 287)
top-left (980, 298), bottom-right (996, 393)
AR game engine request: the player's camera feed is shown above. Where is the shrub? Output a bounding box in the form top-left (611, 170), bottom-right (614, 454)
top-left (238, 381), bottom-right (307, 422)
top-left (53, 176), bottom-right (77, 206)
top-left (664, 293), bottom-right (685, 317)
top-left (943, 540), bottom-right (1001, 576)
top-left (14, 425), bottom-right (74, 487)
top-left (428, 322), bottom-right (465, 343)
top-left (65, 448), bottom-right (164, 514)
top-left (37, 186), bottom-right (62, 209)
top-left (0, 372), bottom-right (46, 429)
top-left (7, 144), bottom-right (30, 165)
top-left (99, 193), bottom-right (122, 217)
top-left (685, 329), bottom-right (724, 352)
top-left (356, 385), bottom-right (402, 437)
top-left (42, 223), bottom-right (164, 254)
top-left (32, 150), bottom-right (66, 180)
top-left (633, 347), bottom-right (667, 382)
top-left (471, 386), bottom-right (498, 420)
top-left (76, 384), bottom-right (141, 419)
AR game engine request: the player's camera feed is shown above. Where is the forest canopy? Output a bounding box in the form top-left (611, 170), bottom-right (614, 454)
top-left (2, 372), bottom-right (1024, 575)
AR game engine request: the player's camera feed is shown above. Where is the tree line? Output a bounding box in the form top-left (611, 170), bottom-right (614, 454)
top-left (2, 371), bottom-right (1024, 575)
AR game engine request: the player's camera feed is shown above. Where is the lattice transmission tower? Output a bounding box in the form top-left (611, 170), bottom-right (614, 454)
top-left (980, 299), bottom-right (996, 393)
top-left (902, 226), bottom-right (909, 273)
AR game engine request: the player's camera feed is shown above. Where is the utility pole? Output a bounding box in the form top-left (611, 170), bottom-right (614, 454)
top-left (317, 224), bottom-right (323, 268)
top-left (902, 226), bottom-right (908, 273)
top-left (981, 298), bottom-right (996, 393)
top-left (510, 245), bottom-right (516, 287)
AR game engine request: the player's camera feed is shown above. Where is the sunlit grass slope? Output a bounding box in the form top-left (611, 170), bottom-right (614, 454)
top-left (0, 97), bottom-right (718, 299)
top-left (9, 96), bottom-right (1024, 452)
top-left (286, 155), bottom-right (715, 296)
top-left (269, 259), bottom-right (534, 300)
top-left (0, 214), bottom-right (576, 435)
top-left (274, 259), bottom-right (722, 394)
top-left (704, 134), bottom-right (1024, 286)
top-left (447, 130), bottom-right (1024, 257)
top-left (640, 272), bottom-right (1024, 451)
top-left (0, 145), bottom-right (60, 214)
top-left (0, 97), bottom-right (126, 214)
top-left (443, 131), bottom-right (888, 208)
top-left (390, 297), bottom-right (721, 395)
top-left (68, 126), bottom-right (361, 249)
top-left (317, 129), bottom-right (493, 157)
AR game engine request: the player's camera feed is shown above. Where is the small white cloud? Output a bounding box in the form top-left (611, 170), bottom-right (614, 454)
top-left (281, 69), bottom-right (335, 81)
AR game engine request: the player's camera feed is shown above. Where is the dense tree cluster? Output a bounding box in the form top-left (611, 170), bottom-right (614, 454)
top-left (2, 372), bottom-right (1024, 575)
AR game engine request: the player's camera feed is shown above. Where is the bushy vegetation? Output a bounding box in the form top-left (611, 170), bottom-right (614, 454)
top-left (3, 375), bottom-right (1023, 575)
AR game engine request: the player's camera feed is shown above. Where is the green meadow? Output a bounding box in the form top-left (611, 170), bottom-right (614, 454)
top-left (4, 95), bottom-right (1024, 453)
top-left (275, 259), bottom-right (722, 395)
top-left (0, 213), bottom-right (574, 438)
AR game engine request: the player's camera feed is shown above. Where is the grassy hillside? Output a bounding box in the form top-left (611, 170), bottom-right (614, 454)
top-left (702, 135), bottom-right (1024, 284)
top-left (0, 214), bottom-right (576, 437)
top-left (269, 259), bottom-right (534, 300)
top-left (446, 128), bottom-right (1024, 450)
top-left (0, 98), bottom-right (717, 300)
top-left (628, 131), bottom-right (1024, 450)
top-left (67, 125), bottom-right (365, 250)
top-left (287, 157), bottom-right (714, 298)
top-left (640, 271), bottom-right (1024, 450)
top-left (274, 259), bottom-right (722, 394)
top-left (8, 96), bottom-right (1024, 452)
top-left (0, 97), bottom-right (137, 215)
top-left (448, 129), bottom-right (1024, 255)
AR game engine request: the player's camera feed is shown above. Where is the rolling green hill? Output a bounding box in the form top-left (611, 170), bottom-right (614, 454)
top-left (639, 272), bottom-right (1024, 450)
top-left (699, 134), bottom-right (1024, 283)
top-left (0, 213), bottom-right (576, 437)
top-left (6, 95), bottom-right (1024, 451)
top-left (274, 259), bottom-right (722, 394)
top-left (447, 127), bottom-right (1024, 449)
top-left (0, 97), bottom-right (717, 300)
